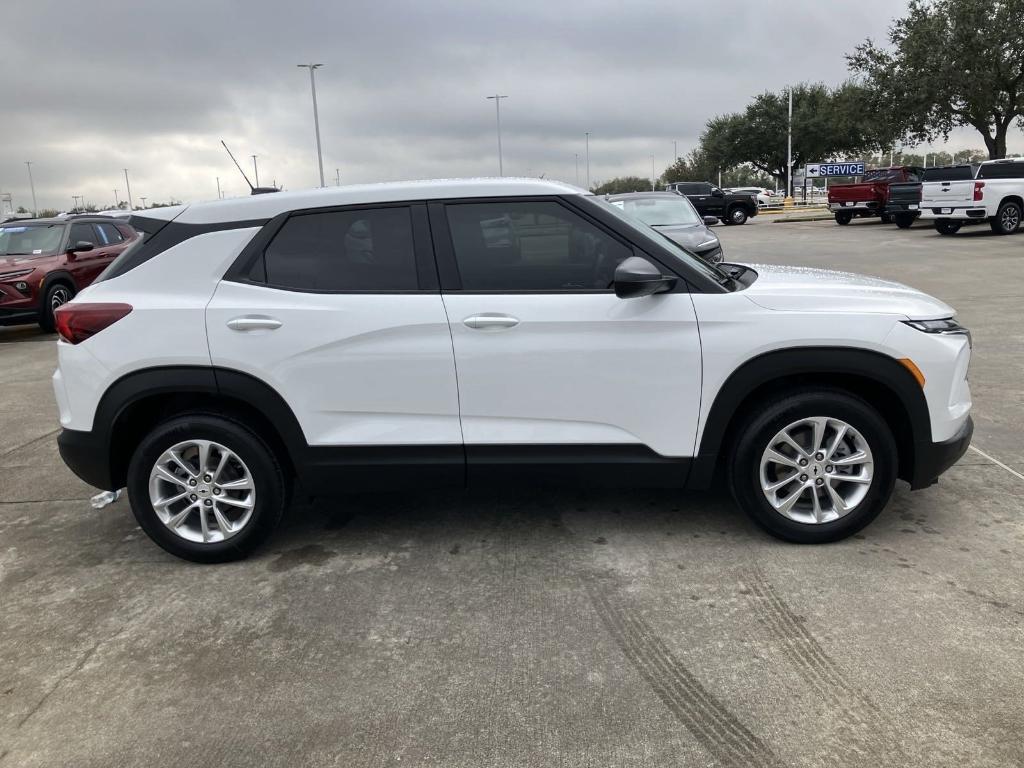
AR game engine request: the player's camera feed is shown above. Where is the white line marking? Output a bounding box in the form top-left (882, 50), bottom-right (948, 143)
top-left (969, 445), bottom-right (1024, 482)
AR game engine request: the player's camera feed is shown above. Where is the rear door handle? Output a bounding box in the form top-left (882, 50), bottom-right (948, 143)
top-left (227, 315), bottom-right (282, 332)
top-left (463, 314), bottom-right (519, 330)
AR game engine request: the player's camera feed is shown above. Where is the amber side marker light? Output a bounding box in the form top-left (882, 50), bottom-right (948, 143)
top-left (898, 358), bottom-right (926, 388)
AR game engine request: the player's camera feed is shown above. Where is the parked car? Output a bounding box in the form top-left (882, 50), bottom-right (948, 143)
top-left (603, 191), bottom-right (724, 263)
top-left (0, 215), bottom-right (138, 331)
top-left (919, 159), bottom-right (1023, 235)
top-left (664, 181), bottom-right (759, 224)
top-left (827, 167), bottom-right (923, 225)
top-left (727, 187), bottom-right (774, 207)
top-left (887, 165), bottom-right (979, 230)
top-left (53, 178), bottom-right (972, 562)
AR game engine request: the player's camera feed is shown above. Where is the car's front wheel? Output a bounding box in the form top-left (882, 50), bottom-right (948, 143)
top-left (729, 390), bottom-right (897, 543)
top-left (39, 282), bottom-right (75, 332)
top-left (127, 414), bottom-right (287, 562)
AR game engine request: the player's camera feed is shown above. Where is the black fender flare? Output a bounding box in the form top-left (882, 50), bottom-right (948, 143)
top-left (688, 347), bottom-right (931, 489)
top-left (41, 269), bottom-right (77, 294)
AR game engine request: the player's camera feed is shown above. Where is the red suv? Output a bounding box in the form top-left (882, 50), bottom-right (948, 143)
top-left (0, 216), bottom-right (138, 331)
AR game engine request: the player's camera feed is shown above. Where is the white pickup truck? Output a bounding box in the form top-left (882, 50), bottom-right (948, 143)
top-left (920, 158), bottom-right (1024, 235)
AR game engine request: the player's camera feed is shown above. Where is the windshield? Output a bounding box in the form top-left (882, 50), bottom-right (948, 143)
top-left (611, 196), bottom-right (701, 227)
top-left (0, 224), bottom-right (64, 256)
top-left (591, 197), bottom-right (733, 288)
top-left (923, 166), bottom-right (975, 181)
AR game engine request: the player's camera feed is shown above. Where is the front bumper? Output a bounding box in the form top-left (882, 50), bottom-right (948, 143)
top-left (58, 428), bottom-right (115, 490)
top-left (909, 416), bottom-right (973, 490)
top-left (0, 305), bottom-right (40, 326)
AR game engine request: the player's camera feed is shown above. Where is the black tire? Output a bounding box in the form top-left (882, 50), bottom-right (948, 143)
top-left (728, 389), bottom-right (897, 544)
top-left (38, 281), bottom-right (75, 333)
top-left (834, 211), bottom-right (853, 225)
top-left (990, 201), bottom-right (1021, 235)
top-left (934, 220), bottom-right (961, 235)
top-left (894, 214), bottom-right (915, 229)
top-left (879, 212), bottom-right (893, 224)
top-left (127, 413), bottom-right (288, 563)
top-left (726, 206), bottom-right (748, 225)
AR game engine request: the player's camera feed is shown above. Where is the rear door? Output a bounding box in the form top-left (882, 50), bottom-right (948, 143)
top-left (920, 167), bottom-right (976, 206)
top-left (65, 223), bottom-right (103, 286)
top-left (431, 196), bottom-right (702, 485)
top-left (88, 222), bottom-right (129, 283)
top-left (206, 203), bottom-right (463, 489)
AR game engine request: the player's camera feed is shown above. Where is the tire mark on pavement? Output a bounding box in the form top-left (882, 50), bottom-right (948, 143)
top-left (743, 569), bottom-right (905, 764)
top-left (586, 578), bottom-right (783, 768)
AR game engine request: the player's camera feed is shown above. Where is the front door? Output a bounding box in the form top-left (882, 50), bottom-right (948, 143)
top-left (431, 197), bottom-right (702, 486)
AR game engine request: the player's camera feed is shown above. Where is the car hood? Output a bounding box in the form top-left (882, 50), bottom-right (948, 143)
top-left (740, 263), bottom-right (955, 320)
top-left (652, 224), bottom-right (718, 251)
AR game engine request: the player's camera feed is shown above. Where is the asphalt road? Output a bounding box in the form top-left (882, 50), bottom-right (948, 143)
top-left (1, 216), bottom-right (1022, 767)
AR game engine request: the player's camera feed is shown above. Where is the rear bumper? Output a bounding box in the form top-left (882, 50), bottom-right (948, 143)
top-left (887, 203), bottom-right (921, 215)
top-left (829, 201), bottom-right (879, 212)
top-left (58, 428), bottom-right (115, 491)
top-left (910, 416), bottom-right (973, 490)
top-left (918, 206), bottom-right (987, 220)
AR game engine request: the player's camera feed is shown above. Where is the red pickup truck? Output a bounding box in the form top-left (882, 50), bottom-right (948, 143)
top-left (827, 166), bottom-right (924, 225)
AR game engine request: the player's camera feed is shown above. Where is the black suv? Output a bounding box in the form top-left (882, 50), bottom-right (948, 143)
top-left (664, 182), bottom-right (759, 225)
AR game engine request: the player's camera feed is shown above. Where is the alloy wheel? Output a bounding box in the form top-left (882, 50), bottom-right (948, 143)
top-left (148, 439), bottom-right (256, 543)
top-left (759, 416), bottom-right (874, 524)
top-left (1001, 205), bottom-right (1020, 233)
top-left (50, 286), bottom-right (71, 311)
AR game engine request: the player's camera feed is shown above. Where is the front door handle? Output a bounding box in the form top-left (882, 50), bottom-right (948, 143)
top-left (463, 314), bottom-right (519, 330)
top-left (227, 315), bottom-right (282, 332)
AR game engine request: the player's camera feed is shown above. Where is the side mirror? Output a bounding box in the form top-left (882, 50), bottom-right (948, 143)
top-left (68, 241), bottom-right (94, 254)
top-left (711, 188), bottom-right (724, 197)
top-left (614, 256), bottom-right (676, 299)
top-left (703, 215), bottom-right (720, 226)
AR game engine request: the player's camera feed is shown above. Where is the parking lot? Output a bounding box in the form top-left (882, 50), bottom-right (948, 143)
top-left (1, 217), bottom-right (1022, 767)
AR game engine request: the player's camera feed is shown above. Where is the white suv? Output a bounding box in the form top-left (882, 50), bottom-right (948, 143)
top-left (920, 158), bottom-right (1024, 235)
top-left (52, 178), bottom-right (973, 562)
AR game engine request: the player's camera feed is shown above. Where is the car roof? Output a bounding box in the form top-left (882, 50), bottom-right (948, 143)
top-left (979, 157), bottom-right (1024, 164)
top-left (603, 191), bottom-right (682, 200)
top-left (143, 177), bottom-right (589, 226)
top-left (0, 215), bottom-right (121, 227)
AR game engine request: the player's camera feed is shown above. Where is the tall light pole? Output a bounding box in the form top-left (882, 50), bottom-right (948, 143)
top-left (251, 155), bottom-right (260, 187)
top-left (297, 64), bottom-right (325, 187)
top-left (122, 168), bottom-right (134, 209)
top-left (72, 195), bottom-right (82, 211)
top-left (139, 196), bottom-right (147, 209)
top-left (786, 87), bottom-right (793, 198)
top-left (485, 94), bottom-right (508, 176)
top-left (673, 140), bottom-right (678, 162)
top-left (25, 162), bottom-right (37, 215)
top-left (574, 153), bottom-right (579, 186)
top-left (336, 168), bottom-right (341, 186)
top-left (585, 132), bottom-right (591, 190)
top-left (216, 177), bottom-right (222, 199)
top-left (113, 189), bottom-right (119, 208)
top-left (651, 155), bottom-right (656, 191)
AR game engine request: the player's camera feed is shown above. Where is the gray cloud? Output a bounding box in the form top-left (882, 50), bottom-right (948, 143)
top-left (6, 0), bottom-right (990, 211)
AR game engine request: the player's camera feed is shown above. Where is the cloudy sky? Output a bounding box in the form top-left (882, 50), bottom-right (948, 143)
top-left (2, 0), bottom-right (1015, 211)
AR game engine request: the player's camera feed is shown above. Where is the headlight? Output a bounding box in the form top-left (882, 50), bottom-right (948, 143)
top-left (0, 268), bottom-right (34, 281)
top-left (903, 318), bottom-right (971, 347)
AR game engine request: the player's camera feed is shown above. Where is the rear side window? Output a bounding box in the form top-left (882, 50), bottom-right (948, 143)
top-left (94, 222), bottom-right (124, 244)
top-left (444, 200), bottom-right (632, 291)
top-left (978, 162), bottom-right (1024, 179)
top-left (263, 207), bottom-right (418, 292)
top-left (69, 223), bottom-right (98, 246)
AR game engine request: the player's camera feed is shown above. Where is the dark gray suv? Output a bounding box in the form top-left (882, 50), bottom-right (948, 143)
top-left (604, 192), bottom-right (724, 263)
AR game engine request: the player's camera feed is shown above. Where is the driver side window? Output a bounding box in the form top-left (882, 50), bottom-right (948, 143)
top-left (444, 200), bottom-right (632, 291)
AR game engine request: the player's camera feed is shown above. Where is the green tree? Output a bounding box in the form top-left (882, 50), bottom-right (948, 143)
top-left (848, 0), bottom-right (1024, 159)
top-left (590, 176), bottom-right (655, 194)
top-left (696, 82), bottom-right (895, 192)
top-left (662, 149), bottom-right (774, 188)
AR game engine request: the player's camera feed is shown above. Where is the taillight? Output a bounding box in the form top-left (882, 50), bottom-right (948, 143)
top-left (54, 303), bottom-right (132, 344)
top-left (974, 181), bottom-right (985, 201)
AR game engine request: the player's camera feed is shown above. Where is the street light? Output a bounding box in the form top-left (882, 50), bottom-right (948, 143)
top-left (585, 132), bottom-right (591, 190)
top-left (123, 168), bottom-right (133, 209)
top-left (251, 155), bottom-right (260, 187)
top-left (575, 153), bottom-right (579, 186)
top-left (651, 155), bottom-right (656, 191)
top-left (113, 189), bottom-right (119, 208)
top-left (216, 177), bottom-right (222, 199)
top-left (486, 94), bottom-right (508, 176)
top-left (673, 140), bottom-right (678, 162)
top-left (25, 162), bottom-right (37, 216)
top-left (786, 87), bottom-right (793, 199)
top-left (297, 64), bottom-right (326, 187)
top-left (139, 196), bottom-right (147, 209)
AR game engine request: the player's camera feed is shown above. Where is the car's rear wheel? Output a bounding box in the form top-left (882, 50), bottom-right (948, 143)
top-left (990, 201), bottom-right (1021, 235)
top-left (895, 214), bottom-right (915, 229)
top-left (729, 389), bottom-right (897, 543)
top-left (127, 414), bottom-right (287, 562)
top-left (726, 206), bottom-right (748, 225)
top-left (39, 282), bottom-right (74, 333)
top-left (879, 212), bottom-right (893, 224)
top-left (834, 211), bottom-right (853, 225)
top-left (935, 220), bottom-right (961, 235)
